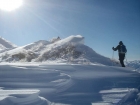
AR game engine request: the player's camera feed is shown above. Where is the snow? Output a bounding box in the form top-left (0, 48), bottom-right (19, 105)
top-left (0, 63), bottom-right (140, 105)
top-left (0, 35), bottom-right (118, 67)
top-left (0, 35), bottom-right (140, 105)
top-left (0, 37), bottom-right (17, 50)
top-left (126, 60), bottom-right (140, 73)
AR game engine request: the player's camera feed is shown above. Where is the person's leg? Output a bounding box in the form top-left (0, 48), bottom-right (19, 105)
top-left (120, 59), bottom-right (125, 67)
top-left (119, 54), bottom-right (125, 67)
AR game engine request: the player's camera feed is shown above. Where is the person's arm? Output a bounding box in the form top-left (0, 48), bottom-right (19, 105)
top-left (112, 45), bottom-right (119, 51)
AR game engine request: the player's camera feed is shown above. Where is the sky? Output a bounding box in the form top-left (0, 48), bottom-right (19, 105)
top-left (0, 0), bottom-right (140, 61)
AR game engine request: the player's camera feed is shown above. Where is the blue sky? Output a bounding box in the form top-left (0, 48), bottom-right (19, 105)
top-left (0, 0), bottom-right (140, 61)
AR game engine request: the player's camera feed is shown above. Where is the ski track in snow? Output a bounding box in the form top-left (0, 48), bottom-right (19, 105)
top-left (0, 63), bottom-right (140, 105)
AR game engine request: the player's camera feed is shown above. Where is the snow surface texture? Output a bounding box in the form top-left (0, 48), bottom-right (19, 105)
top-left (0, 35), bottom-right (118, 66)
top-left (0, 63), bottom-right (140, 105)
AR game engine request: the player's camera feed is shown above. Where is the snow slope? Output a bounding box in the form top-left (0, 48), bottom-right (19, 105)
top-left (22, 40), bottom-right (51, 53)
top-left (0, 63), bottom-right (140, 105)
top-left (0, 37), bottom-right (17, 51)
top-left (0, 35), bottom-right (118, 66)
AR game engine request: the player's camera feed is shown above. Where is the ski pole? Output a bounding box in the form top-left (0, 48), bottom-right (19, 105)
top-left (125, 53), bottom-right (127, 62)
top-left (112, 50), bottom-right (114, 66)
top-left (125, 53), bottom-right (128, 67)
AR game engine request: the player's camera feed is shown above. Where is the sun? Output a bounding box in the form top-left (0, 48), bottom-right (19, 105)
top-left (0, 0), bottom-right (23, 11)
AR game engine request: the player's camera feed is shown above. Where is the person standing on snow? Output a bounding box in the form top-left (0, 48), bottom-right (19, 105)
top-left (112, 41), bottom-right (127, 67)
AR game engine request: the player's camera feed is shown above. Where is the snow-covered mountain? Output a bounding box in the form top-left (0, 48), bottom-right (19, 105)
top-left (126, 60), bottom-right (140, 72)
top-left (0, 37), bottom-right (17, 50)
top-left (0, 35), bottom-right (118, 66)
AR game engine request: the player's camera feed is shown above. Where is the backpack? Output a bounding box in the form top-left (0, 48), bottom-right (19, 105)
top-left (120, 45), bottom-right (127, 54)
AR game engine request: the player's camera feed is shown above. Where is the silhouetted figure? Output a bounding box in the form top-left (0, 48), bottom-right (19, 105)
top-left (112, 41), bottom-right (127, 67)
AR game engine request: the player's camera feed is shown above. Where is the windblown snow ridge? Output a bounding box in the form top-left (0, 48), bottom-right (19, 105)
top-left (0, 35), bottom-right (115, 66)
top-left (0, 89), bottom-right (50, 105)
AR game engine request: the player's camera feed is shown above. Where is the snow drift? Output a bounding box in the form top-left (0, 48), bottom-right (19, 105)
top-left (0, 90), bottom-right (50, 105)
top-left (0, 63), bottom-right (140, 105)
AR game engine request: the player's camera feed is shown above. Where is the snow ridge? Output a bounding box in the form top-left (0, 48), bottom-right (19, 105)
top-left (0, 35), bottom-right (118, 66)
top-left (0, 37), bottom-right (17, 50)
top-left (0, 91), bottom-right (50, 105)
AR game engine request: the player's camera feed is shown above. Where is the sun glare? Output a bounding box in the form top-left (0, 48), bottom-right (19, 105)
top-left (0, 0), bottom-right (23, 11)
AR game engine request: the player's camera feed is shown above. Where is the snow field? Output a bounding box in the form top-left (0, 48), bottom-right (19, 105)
top-left (0, 63), bottom-right (140, 105)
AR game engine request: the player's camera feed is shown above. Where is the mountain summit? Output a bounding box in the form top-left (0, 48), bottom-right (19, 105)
top-left (0, 37), bottom-right (17, 50)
